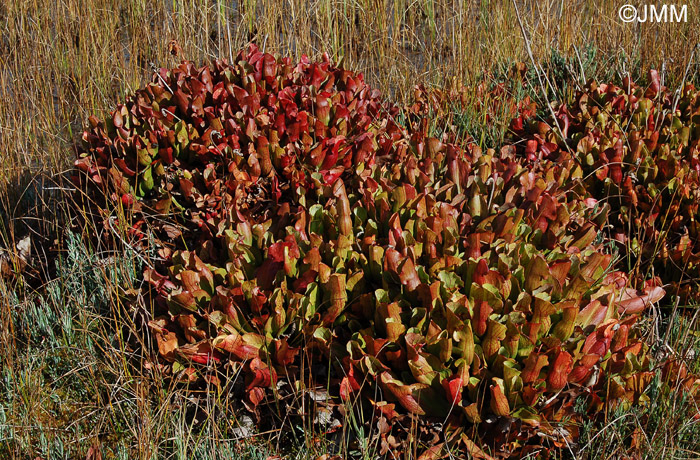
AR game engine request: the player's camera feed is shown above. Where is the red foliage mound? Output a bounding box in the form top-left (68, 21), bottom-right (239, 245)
top-left (72, 48), bottom-right (692, 459)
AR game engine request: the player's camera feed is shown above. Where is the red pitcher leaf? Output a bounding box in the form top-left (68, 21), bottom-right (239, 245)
top-left (582, 351), bottom-right (603, 371)
top-left (339, 365), bottom-right (362, 401)
top-left (257, 239), bottom-right (300, 289)
top-left (246, 386), bottom-right (266, 410)
top-left (380, 370), bottom-right (450, 416)
top-left (489, 378), bottom-right (511, 416)
top-left (581, 321), bottom-right (616, 356)
top-left (377, 301), bottom-right (406, 342)
top-left (339, 376), bottom-right (354, 401)
top-left (273, 338), bottom-right (299, 366)
top-left (397, 257), bottom-right (421, 291)
top-left (380, 372), bottom-right (426, 415)
top-left (576, 300), bottom-right (614, 328)
top-left (482, 320), bottom-right (507, 360)
top-left (323, 273), bottom-right (347, 325)
top-left (525, 255), bottom-right (549, 292)
top-left (407, 350), bottom-right (439, 386)
top-left (384, 247), bottom-right (408, 286)
top-left (168, 291), bottom-right (198, 312)
top-left (617, 286), bottom-right (665, 314)
top-left (473, 258), bottom-right (489, 285)
top-left (144, 268), bottom-right (177, 292)
top-left (578, 253), bottom-right (612, 282)
top-left (547, 350), bottom-right (573, 391)
top-left (568, 365), bottom-right (594, 385)
top-left (246, 357), bottom-right (277, 389)
top-left (112, 107), bottom-right (125, 129)
top-left (549, 260), bottom-right (572, 287)
top-left (177, 342), bottom-right (222, 365)
top-left (293, 268), bottom-right (318, 293)
top-left (521, 385), bottom-right (544, 407)
top-left (646, 69), bottom-right (661, 97)
top-left (113, 158), bottom-right (136, 177)
top-left (611, 323), bottom-right (630, 353)
top-left (178, 270), bottom-right (201, 293)
top-left (454, 325), bottom-right (475, 365)
top-left (172, 88), bottom-right (190, 115)
top-left (462, 402), bottom-right (482, 424)
top-left (522, 352), bottom-right (549, 384)
top-left (552, 306), bottom-right (577, 341)
top-left (441, 374), bottom-right (465, 406)
top-left (214, 333), bottom-right (260, 360)
top-left (151, 325), bottom-right (179, 361)
top-left (332, 179), bottom-right (353, 235)
top-left (471, 299), bottom-right (493, 337)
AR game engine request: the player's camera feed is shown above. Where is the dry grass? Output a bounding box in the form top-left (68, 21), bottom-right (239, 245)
top-left (1, 1), bottom-right (700, 459)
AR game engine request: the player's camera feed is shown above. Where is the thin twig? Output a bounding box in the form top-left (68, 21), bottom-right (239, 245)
top-left (511, 0), bottom-right (571, 153)
top-left (672, 43), bottom-right (699, 115)
top-left (573, 44), bottom-right (587, 87)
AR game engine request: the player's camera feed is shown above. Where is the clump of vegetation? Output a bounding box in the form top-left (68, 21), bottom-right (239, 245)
top-left (510, 72), bottom-right (700, 303)
top-left (70, 47), bottom-right (697, 459)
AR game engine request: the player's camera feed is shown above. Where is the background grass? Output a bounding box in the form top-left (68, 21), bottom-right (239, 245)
top-left (1, 0), bottom-right (700, 458)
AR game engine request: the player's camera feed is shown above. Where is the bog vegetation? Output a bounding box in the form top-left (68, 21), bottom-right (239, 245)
top-left (68, 44), bottom-right (699, 459)
top-left (2, 1), bottom-right (700, 460)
